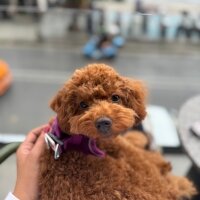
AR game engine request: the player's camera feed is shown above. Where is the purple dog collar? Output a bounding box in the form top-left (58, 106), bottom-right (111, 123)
top-left (45, 118), bottom-right (105, 159)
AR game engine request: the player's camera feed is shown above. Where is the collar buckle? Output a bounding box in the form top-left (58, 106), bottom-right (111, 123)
top-left (45, 133), bottom-right (63, 159)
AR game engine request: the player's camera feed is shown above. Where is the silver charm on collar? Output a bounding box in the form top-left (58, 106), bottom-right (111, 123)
top-left (45, 133), bottom-right (62, 160)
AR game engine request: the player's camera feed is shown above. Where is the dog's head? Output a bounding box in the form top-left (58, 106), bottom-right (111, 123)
top-left (50, 64), bottom-right (146, 139)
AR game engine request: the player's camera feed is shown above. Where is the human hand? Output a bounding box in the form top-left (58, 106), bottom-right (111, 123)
top-left (13, 124), bottom-right (50, 200)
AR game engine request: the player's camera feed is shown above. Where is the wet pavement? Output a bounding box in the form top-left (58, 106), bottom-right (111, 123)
top-left (0, 43), bottom-right (200, 134)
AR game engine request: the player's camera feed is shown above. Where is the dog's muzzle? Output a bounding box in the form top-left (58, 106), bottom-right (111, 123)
top-left (95, 117), bottom-right (112, 135)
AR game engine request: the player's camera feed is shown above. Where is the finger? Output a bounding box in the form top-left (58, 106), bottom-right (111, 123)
top-left (18, 125), bottom-right (50, 155)
top-left (31, 131), bottom-right (46, 158)
top-left (24, 124), bottom-right (50, 144)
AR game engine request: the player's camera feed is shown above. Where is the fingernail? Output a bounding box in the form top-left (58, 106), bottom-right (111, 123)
top-left (43, 125), bottom-right (50, 133)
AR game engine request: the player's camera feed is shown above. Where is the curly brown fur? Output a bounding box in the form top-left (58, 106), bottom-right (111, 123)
top-left (39, 64), bottom-right (196, 200)
top-left (50, 64), bottom-right (146, 137)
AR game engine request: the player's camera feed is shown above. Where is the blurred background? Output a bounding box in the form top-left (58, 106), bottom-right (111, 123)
top-left (0, 0), bottom-right (200, 198)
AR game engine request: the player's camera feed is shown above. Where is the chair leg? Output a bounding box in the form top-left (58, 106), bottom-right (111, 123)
top-left (187, 165), bottom-right (200, 200)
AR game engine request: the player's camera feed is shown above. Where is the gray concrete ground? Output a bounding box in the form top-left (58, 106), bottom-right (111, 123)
top-left (0, 17), bottom-right (200, 199)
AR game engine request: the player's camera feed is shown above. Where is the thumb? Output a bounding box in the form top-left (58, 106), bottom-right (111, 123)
top-left (32, 132), bottom-right (45, 159)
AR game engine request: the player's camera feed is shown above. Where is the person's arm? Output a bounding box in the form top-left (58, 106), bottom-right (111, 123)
top-left (5, 125), bottom-right (50, 200)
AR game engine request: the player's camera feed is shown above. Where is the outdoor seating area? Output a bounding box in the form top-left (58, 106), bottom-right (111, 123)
top-left (0, 0), bottom-right (200, 199)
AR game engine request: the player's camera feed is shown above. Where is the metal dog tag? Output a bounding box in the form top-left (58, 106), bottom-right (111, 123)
top-left (45, 133), bottom-right (56, 150)
top-left (54, 144), bottom-right (61, 159)
top-left (44, 133), bottom-right (62, 160)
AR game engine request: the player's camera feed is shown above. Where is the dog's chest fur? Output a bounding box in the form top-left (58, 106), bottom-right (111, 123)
top-left (39, 136), bottom-right (184, 200)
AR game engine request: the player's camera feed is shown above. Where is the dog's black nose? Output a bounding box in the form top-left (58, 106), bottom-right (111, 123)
top-left (95, 117), bottom-right (112, 134)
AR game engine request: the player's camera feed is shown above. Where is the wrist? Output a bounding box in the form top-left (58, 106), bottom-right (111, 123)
top-left (13, 178), bottom-right (38, 200)
top-left (13, 185), bottom-right (26, 200)
top-left (13, 179), bottom-right (29, 200)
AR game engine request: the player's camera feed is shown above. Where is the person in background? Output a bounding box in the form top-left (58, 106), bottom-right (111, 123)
top-left (37, 0), bottom-right (48, 13)
top-left (160, 13), bottom-right (169, 41)
top-left (193, 13), bottom-right (200, 40)
top-left (176, 11), bottom-right (194, 40)
top-left (0, 0), bottom-right (10, 19)
top-left (86, 1), bottom-right (94, 36)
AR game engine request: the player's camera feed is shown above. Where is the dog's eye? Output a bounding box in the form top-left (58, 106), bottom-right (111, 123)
top-left (80, 101), bottom-right (88, 109)
top-left (111, 95), bottom-right (120, 103)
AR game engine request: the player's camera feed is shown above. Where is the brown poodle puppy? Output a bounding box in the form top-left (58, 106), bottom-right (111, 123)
top-left (40, 64), bottom-right (196, 200)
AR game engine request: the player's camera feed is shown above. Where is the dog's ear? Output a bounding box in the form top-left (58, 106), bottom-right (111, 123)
top-left (50, 83), bottom-right (76, 115)
top-left (50, 83), bottom-right (70, 113)
top-left (50, 88), bottom-right (64, 113)
top-left (123, 78), bottom-right (147, 125)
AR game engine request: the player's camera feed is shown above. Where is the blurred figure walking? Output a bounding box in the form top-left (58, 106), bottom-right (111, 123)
top-left (193, 13), bottom-right (200, 40)
top-left (0, 0), bottom-right (10, 19)
top-left (176, 11), bottom-right (194, 40)
top-left (37, 0), bottom-right (48, 13)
